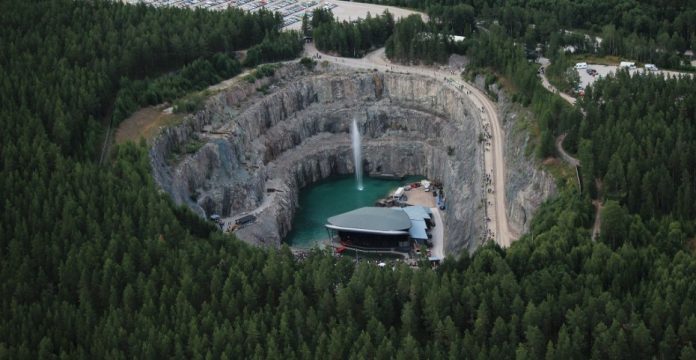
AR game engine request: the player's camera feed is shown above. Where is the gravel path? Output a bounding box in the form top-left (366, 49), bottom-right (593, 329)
top-left (555, 134), bottom-right (580, 167)
top-left (537, 58), bottom-right (577, 105)
top-left (430, 207), bottom-right (444, 259)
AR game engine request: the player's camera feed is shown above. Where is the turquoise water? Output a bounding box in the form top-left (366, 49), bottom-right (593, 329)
top-left (286, 175), bottom-right (422, 248)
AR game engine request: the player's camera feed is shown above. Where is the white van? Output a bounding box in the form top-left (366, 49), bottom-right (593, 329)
top-left (393, 187), bottom-right (405, 199)
top-left (619, 61), bottom-right (637, 70)
top-left (421, 180), bottom-right (431, 192)
top-left (645, 64), bottom-right (659, 71)
top-left (574, 62), bottom-right (588, 69)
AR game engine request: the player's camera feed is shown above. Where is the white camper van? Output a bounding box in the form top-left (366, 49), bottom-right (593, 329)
top-left (574, 62), bottom-right (588, 69)
top-left (421, 180), bottom-right (431, 192)
top-left (393, 187), bottom-right (405, 200)
top-left (619, 61), bottom-right (637, 70)
top-left (644, 64), bottom-right (658, 71)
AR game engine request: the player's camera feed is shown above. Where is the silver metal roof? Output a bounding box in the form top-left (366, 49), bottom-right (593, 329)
top-left (401, 206), bottom-right (432, 221)
top-left (409, 219), bottom-right (428, 240)
top-left (326, 207), bottom-right (412, 233)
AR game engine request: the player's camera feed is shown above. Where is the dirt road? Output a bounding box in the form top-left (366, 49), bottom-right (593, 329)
top-left (305, 44), bottom-right (517, 248)
top-left (430, 207), bottom-right (444, 259)
top-left (537, 58), bottom-right (576, 105)
top-left (555, 134), bottom-right (580, 167)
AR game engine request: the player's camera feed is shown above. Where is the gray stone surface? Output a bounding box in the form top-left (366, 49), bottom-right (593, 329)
top-left (150, 64), bottom-right (554, 255)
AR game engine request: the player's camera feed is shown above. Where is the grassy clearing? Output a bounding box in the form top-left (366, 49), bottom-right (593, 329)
top-left (569, 54), bottom-right (623, 65)
top-left (116, 106), bottom-right (184, 144)
top-left (543, 157), bottom-right (580, 191)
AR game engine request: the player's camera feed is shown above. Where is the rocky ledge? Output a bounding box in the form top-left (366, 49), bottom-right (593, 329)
top-left (150, 63), bottom-right (553, 255)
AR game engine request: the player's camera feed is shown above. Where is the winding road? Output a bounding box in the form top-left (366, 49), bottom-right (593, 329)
top-left (538, 58), bottom-right (577, 105)
top-left (305, 44), bottom-right (517, 248)
top-left (540, 63), bottom-right (602, 240)
top-left (555, 133), bottom-right (580, 167)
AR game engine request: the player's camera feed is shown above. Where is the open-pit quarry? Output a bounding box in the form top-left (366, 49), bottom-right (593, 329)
top-left (150, 63), bottom-right (556, 255)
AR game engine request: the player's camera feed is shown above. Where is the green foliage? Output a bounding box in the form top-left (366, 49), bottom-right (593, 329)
top-left (242, 32), bottom-right (303, 67)
top-left (467, 26), bottom-right (543, 106)
top-left (3, 1), bottom-right (696, 358)
top-left (254, 64), bottom-right (278, 78)
top-left (301, 13), bottom-right (311, 37)
top-left (427, 4), bottom-right (474, 36)
top-left (310, 8), bottom-right (335, 29)
top-left (173, 93), bottom-right (207, 114)
top-left (575, 73), bottom-right (696, 221)
top-left (117, 55), bottom-right (241, 119)
top-left (314, 11), bottom-right (395, 58)
top-left (536, 129), bottom-right (555, 159)
top-left (300, 57), bottom-right (317, 69)
top-left (356, 0), bottom-right (696, 68)
top-left (243, 63), bottom-right (280, 86)
top-left (386, 15), bottom-right (448, 64)
top-left (0, 0), bottom-right (286, 157)
top-left (546, 51), bottom-right (579, 93)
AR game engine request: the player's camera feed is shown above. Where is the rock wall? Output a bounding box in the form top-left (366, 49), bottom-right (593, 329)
top-left (500, 101), bottom-right (557, 235)
top-left (151, 65), bottom-right (549, 255)
top-left (471, 76), bottom-right (557, 235)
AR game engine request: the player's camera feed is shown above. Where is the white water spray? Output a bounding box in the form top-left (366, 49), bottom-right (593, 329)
top-left (351, 118), bottom-right (364, 191)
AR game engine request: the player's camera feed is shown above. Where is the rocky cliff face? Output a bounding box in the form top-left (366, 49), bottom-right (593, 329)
top-left (472, 76), bottom-right (557, 235)
top-left (151, 64), bottom-right (550, 255)
top-left (500, 103), bottom-right (557, 236)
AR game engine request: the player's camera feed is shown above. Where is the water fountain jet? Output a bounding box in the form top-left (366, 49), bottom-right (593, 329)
top-left (351, 118), bottom-right (364, 191)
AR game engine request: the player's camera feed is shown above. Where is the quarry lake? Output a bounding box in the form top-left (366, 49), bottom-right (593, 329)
top-left (286, 175), bottom-right (422, 248)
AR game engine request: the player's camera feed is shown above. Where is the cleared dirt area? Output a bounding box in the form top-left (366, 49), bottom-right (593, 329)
top-left (405, 187), bottom-right (436, 208)
top-left (115, 106), bottom-right (182, 144)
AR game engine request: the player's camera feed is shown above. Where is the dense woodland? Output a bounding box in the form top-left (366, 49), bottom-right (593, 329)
top-left (0, 0), bottom-right (299, 158)
top-left (577, 73), bottom-right (696, 222)
top-left (356, 0), bottom-right (696, 68)
top-left (310, 10), bottom-right (452, 64)
top-left (2, 0), bottom-right (696, 358)
top-left (385, 15), bottom-right (450, 65)
top-left (311, 9), bottom-right (394, 58)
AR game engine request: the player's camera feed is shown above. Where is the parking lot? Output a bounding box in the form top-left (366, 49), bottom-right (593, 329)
top-left (123, 0), bottom-right (424, 30)
top-left (577, 64), bottom-right (693, 90)
top-left (125, 0), bottom-right (324, 29)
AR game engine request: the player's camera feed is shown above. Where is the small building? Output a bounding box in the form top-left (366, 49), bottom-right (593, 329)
top-left (326, 207), bottom-right (412, 250)
top-left (400, 206), bottom-right (433, 246)
top-left (326, 206), bottom-right (435, 254)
